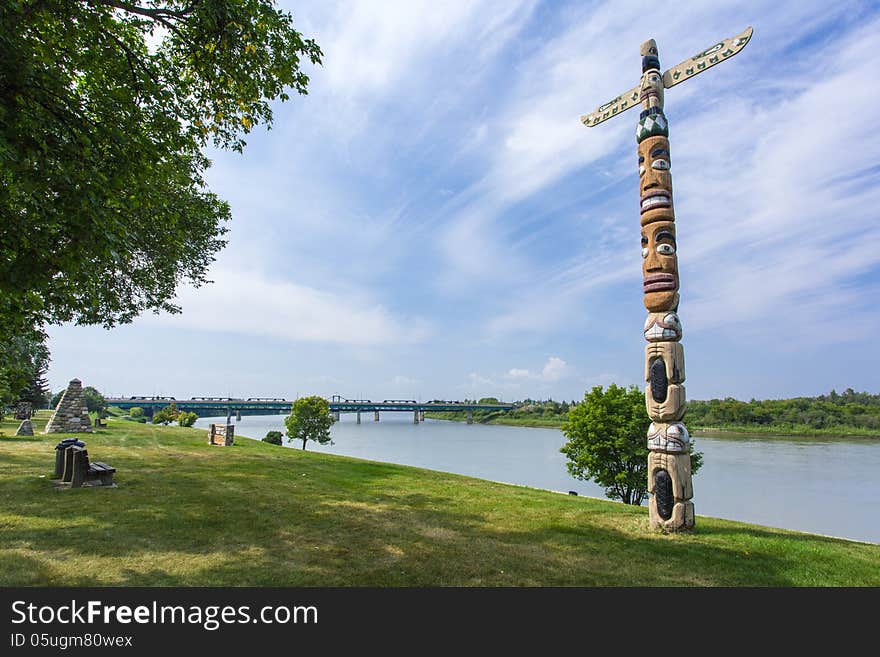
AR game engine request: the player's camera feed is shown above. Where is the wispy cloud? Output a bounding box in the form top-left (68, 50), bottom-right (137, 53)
top-left (143, 267), bottom-right (431, 347)
top-left (506, 356), bottom-right (573, 382)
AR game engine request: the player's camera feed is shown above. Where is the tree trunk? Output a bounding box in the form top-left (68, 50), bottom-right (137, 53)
top-left (301, 438), bottom-right (307, 450)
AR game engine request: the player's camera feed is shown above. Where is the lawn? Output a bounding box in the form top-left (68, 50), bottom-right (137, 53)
top-left (0, 411), bottom-right (877, 586)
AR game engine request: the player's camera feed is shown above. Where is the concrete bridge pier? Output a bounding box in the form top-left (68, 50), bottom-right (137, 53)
top-left (356, 412), bottom-right (361, 425)
top-left (374, 411), bottom-right (380, 422)
top-left (467, 410), bottom-right (474, 425)
top-left (419, 411), bottom-right (425, 422)
top-left (413, 410), bottom-right (420, 424)
top-left (332, 411), bottom-right (340, 422)
top-left (236, 409), bottom-right (241, 421)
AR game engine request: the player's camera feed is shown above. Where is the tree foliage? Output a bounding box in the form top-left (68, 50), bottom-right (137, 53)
top-left (0, 0), bottom-right (322, 333)
top-left (284, 396), bottom-right (334, 450)
top-left (262, 429), bottom-right (282, 445)
top-left (0, 324), bottom-right (49, 412)
top-left (152, 402), bottom-right (178, 425)
top-left (688, 390), bottom-right (880, 432)
top-left (82, 386), bottom-right (107, 414)
top-left (17, 358), bottom-right (50, 408)
top-left (177, 410), bottom-right (198, 427)
top-left (561, 384), bottom-right (701, 506)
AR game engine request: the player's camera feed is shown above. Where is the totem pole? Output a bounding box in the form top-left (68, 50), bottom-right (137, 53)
top-left (580, 27), bottom-right (753, 530)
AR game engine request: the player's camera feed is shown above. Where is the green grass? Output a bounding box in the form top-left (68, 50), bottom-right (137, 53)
top-left (425, 412), bottom-right (567, 428)
top-left (690, 424), bottom-right (880, 438)
top-left (0, 411), bottom-right (877, 586)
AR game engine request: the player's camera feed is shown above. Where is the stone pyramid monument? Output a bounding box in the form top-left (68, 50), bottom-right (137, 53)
top-left (44, 378), bottom-right (93, 434)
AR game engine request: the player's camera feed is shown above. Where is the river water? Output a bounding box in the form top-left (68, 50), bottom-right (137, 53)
top-left (195, 414), bottom-right (880, 544)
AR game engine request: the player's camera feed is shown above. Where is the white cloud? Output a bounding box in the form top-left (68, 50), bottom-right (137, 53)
top-left (466, 4), bottom-right (880, 348)
top-left (317, 0), bottom-right (536, 100)
top-left (541, 357), bottom-right (570, 382)
top-left (143, 268), bottom-right (431, 347)
top-left (504, 357), bottom-right (573, 382)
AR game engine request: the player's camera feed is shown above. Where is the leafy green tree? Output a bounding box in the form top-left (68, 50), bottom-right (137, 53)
top-left (262, 430), bottom-right (283, 445)
top-left (17, 358), bottom-right (50, 409)
top-left (129, 407), bottom-right (144, 418)
top-left (561, 384), bottom-right (701, 506)
top-left (0, 1), bottom-right (322, 338)
top-left (152, 403), bottom-right (178, 425)
top-left (284, 396), bottom-right (334, 450)
top-left (177, 411), bottom-right (198, 427)
top-left (82, 386), bottom-right (107, 415)
top-left (0, 326), bottom-right (49, 416)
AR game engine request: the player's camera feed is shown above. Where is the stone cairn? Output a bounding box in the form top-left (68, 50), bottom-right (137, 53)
top-left (44, 378), bottom-right (93, 434)
top-left (15, 420), bottom-right (34, 436)
top-left (581, 28), bottom-right (752, 530)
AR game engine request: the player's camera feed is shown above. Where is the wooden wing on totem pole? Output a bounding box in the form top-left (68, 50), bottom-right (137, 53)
top-left (580, 26), bottom-right (753, 128)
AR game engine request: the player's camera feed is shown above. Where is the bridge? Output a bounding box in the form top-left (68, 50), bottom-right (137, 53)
top-left (105, 396), bottom-right (516, 425)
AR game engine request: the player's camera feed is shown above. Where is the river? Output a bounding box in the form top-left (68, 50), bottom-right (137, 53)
top-left (195, 414), bottom-right (880, 544)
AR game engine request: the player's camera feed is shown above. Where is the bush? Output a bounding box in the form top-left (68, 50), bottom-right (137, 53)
top-left (263, 430), bottom-right (283, 445)
top-left (178, 411), bottom-right (198, 427)
top-left (152, 408), bottom-right (175, 425)
top-left (129, 407), bottom-right (144, 418)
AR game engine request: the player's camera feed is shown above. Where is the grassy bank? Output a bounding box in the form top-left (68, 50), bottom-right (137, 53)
top-left (426, 412), bottom-right (880, 437)
top-left (425, 412), bottom-right (566, 428)
top-left (689, 424), bottom-right (880, 438)
top-left (1, 411), bottom-right (877, 586)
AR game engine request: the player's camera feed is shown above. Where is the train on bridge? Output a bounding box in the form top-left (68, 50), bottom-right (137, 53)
top-left (106, 395), bottom-right (517, 424)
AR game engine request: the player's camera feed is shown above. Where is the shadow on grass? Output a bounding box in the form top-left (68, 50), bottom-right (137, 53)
top-left (1, 437), bottom-right (877, 587)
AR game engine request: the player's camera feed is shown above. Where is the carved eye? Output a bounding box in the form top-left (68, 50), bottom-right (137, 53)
top-left (650, 74), bottom-right (660, 83)
top-left (657, 243), bottom-right (675, 255)
top-left (639, 165), bottom-right (645, 176)
top-left (652, 159), bottom-right (670, 170)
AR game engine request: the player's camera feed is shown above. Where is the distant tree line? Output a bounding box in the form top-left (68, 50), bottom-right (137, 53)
top-left (429, 390), bottom-right (880, 433)
top-left (687, 389), bottom-right (880, 431)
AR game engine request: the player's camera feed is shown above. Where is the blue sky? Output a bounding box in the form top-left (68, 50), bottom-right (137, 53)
top-left (46, 0), bottom-right (880, 402)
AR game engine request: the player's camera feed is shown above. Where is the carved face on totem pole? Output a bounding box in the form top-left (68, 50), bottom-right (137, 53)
top-left (638, 135), bottom-right (673, 225)
top-left (641, 221), bottom-right (678, 312)
top-left (644, 310), bottom-right (682, 342)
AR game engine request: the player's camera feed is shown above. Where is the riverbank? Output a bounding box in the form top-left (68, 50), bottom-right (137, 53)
top-left (425, 412), bottom-right (880, 437)
top-left (425, 411), bottom-right (566, 428)
top-left (1, 412), bottom-right (877, 585)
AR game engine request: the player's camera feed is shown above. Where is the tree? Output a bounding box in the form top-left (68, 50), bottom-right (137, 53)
top-left (284, 396), bottom-right (334, 450)
top-left (262, 430), bottom-right (283, 445)
top-left (177, 411), bottom-right (198, 427)
top-left (152, 403), bottom-right (178, 425)
top-left (129, 407), bottom-right (144, 418)
top-left (50, 389), bottom-right (63, 409)
top-left (18, 360), bottom-right (50, 409)
top-left (82, 386), bottom-right (107, 414)
top-left (0, 325), bottom-right (49, 416)
top-left (0, 1), bottom-right (322, 336)
top-left (560, 384), bottom-right (702, 506)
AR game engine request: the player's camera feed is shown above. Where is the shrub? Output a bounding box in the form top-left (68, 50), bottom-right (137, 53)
top-left (129, 407), bottom-right (144, 418)
top-left (178, 411), bottom-right (198, 427)
top-left (263, 430), bottom-right (283, 445)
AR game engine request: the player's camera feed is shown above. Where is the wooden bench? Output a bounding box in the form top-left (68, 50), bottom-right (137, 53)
top-left (61, 446), bottom-right (116, 488)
